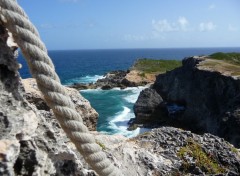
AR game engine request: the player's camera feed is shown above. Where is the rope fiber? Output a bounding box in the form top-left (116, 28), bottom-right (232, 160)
top-left (0, 0), bottom-right (122, 175)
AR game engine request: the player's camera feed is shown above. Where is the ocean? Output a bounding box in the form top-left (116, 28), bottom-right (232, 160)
top-left (18, 47), bottom-right (240, 137)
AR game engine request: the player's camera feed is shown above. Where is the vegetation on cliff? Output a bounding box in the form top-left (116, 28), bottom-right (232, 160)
top-left (209, 52), bottom-right (240, 65)
top-left (197, 52), bottom-right (240, 77)
top-left (177, 138), bottom-right (226, 174)
top-left (132, 58), bottom-right (182, 75)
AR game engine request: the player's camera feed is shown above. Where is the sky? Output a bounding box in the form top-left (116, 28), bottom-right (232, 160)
top-left (17, 0), bottom-right (240, 50)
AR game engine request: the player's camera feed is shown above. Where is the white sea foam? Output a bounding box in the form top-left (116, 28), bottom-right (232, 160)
top-left (123, 86), bottom-right (148, 103)
top-left (65, 75), bottom-right (105, 85)
top-left (80, 87), bottom-right (102, 92)
top-left (108, 106), bottom-right (151, 138)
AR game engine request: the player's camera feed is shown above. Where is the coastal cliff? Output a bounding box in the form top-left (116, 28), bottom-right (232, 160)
top-left (132, 56), bottom-right (240, 147)
top-left (1, 24), bottom-right (240, 175)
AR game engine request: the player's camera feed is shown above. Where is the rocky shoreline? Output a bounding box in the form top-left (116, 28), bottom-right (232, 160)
top-left (1, 24), bottom-right (240, 175)
top-left (69, 68), bottom-right (155, 90)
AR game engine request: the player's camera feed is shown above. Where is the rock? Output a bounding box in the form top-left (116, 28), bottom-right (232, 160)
top-left (130, 88), bottom-right (167, 129)
top-left (0, 140), bottom-right (20, 175)
top-left (133, 56), bottom-right (240, 147)
top-left (69, 69), bottom-right (153, 90)
top-left (22, 78), bottom-right (98, 131)
top-left (95, 127), bottom-right (240, 175)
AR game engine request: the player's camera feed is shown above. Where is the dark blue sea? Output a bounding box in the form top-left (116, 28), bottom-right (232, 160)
top-left (18, 47), bottom-right (240, 137)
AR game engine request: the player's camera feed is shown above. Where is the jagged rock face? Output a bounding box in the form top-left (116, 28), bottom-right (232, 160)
top-left (0, 24), bottom-right (96, 175)
top-left (96, 127), bottom-right (240, 175)
top-left (134, 56), bottom-right (240, 147)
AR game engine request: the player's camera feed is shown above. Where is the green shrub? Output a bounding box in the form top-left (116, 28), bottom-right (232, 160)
top-left (132, 58), bottom-right (182, 74)
top-left (209, 52), bottom-right (240, 65)
top-left (177, 138), bottom-right (226, 174)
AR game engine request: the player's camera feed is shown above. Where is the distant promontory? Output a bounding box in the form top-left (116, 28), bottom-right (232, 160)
top-left (69, 58), bottom-right (182, 90)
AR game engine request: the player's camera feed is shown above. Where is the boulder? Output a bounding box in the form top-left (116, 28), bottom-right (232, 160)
top-left (131, 88), bottom-right (167, 129)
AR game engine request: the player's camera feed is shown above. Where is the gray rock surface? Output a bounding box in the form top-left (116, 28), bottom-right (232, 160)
top-left (95, 127), bottom-right (240, 175)
top-left (129, 88), bottom-right (166, 129)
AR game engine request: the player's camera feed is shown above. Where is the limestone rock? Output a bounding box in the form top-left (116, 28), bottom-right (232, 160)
top-left (22, 78), bottom-right (98, 131)
top-left (95, 127), bottom-right (240, 175)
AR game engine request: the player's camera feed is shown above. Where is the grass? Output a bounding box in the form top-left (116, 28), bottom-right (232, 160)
top-left (198, 54), bottom-right (240, 76)
top-left (132, 58), bottom-right (182, 74)
top-left (177, 138), bottom-right (226, 174)
top-left (209, 52), bottom-right (240, 65)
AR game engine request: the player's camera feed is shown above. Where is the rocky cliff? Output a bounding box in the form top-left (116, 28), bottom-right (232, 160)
top-left (133, 56), bottom-right (240, 147)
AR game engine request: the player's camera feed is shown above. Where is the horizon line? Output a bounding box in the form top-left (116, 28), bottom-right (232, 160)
top-left (46, 46), bottom-right (240, 51)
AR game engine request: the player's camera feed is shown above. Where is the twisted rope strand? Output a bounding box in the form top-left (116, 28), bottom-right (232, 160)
top-left (0, 0), bottom-right (121, 175)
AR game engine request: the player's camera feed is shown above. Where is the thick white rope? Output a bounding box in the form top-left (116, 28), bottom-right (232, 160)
top-left (0, 0), bottom-right (122, 175)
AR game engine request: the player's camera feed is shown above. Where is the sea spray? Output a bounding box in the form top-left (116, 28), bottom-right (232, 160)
top-left (64, 75), bottom-right (105, 85)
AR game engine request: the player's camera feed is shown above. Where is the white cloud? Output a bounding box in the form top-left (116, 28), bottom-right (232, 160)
top-left (228, 24), bottom-right (238, 32)
top-left (152, 16), bottom-right (190, 33)
top-left (178, 16), bottom-right (189, 31)
top-left (152, 19), bottom-right (178, 32)
top-left (199, 22), bottom-right (216, 31)
top-left (208, 4), bottom-right (216, 10)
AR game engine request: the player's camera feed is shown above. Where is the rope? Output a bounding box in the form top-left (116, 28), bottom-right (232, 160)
top-left (0, 0), bottom-right (122, 175)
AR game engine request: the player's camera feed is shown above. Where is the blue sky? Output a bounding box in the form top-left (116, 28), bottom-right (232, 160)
top-left (18, 0), bottom-right (240, 50)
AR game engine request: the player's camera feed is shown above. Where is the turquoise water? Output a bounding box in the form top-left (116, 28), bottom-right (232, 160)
top-left (18, 48), bottom-right (240, 137)
top-left (81, 87), bottom-right (149, 137)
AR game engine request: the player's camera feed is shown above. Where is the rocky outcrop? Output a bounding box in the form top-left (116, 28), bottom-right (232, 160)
top-left (133, 56), bottom-right (240, 147)
top-left (95, 127), bottom-right (240, 175)
top-left (129, 88), bottom-right (166, 129)
top-left (70, 70), bottom-right (152, 90)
